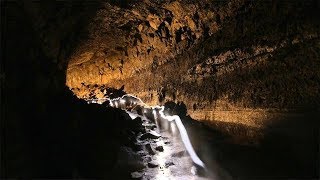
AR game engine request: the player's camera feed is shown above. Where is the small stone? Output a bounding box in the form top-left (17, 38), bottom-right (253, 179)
top-left (145, 143), bottom-right (156, 155)
top-left (143, 155), bottom-right (152, 163)
top-left (140, 131), bottom-right (161, 140)
top-left (131, 171), bottom-right (143, 179)
top-left (137, 151), bottom-right (147, 156)
top-left (145, 124), bottom-right (157, 130)
top-left (155, 146), bottom-right (164, 152)
top-left (148, 161), bottom-right (159, 168)
top-left (165, 161), bottom-right (174, 168)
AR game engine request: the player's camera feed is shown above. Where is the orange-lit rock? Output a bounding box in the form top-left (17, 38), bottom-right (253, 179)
top-left (66, 0), bottom-right (320, 141)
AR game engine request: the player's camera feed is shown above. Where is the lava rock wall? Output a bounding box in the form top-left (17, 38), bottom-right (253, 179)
top-left (66, 0), bottom-right (320, 139)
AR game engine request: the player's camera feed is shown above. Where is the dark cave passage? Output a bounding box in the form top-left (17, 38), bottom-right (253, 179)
top-left (1, 0), bottom-right (319, 179)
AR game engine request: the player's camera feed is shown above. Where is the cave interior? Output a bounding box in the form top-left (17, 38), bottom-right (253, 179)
top-left (1, 0), bottom-right (319, 179)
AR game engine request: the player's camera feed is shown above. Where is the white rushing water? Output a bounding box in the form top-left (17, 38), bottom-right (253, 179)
top-left (88, 94), bottom-right (205, 168)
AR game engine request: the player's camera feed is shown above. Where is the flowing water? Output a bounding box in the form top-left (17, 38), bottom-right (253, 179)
top-left (89, 93), bottom-right (319, 180)
top-left (88, 94), bottom-right (215, 179)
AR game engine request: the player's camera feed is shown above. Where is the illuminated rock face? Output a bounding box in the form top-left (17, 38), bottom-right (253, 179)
top-left (66, 0), bottom-right (320, 139)
top-left (66, 0), bottom-right (225, 88)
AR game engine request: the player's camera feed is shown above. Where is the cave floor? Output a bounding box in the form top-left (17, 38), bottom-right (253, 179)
top-left (94, 96), bottom-right (318, 179)
top-left (125, 111), bottom-right (210, 180)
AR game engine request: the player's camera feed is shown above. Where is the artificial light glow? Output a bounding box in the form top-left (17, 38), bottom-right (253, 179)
top-left (170, 121), bottom-right (177, 135)
top-left (152, 109), bottom-right (157, 118)
top-left (152, 109), bottom-right (160, 131)
top-left (89, 94), bottom-right (205, 168)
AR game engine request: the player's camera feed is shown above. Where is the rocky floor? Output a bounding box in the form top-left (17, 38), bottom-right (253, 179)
top-left (87, 93), bottom-right (318, 179)
top-left (112, 108), bottom-right (210, 180)
top-left (129, 112), bottom-right (209, 180)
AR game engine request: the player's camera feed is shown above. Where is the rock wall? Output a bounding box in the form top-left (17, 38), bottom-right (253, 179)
top-left (66, 0), bottom-right (320, 140)
top-left (66, 0), bottom-right (230, 87)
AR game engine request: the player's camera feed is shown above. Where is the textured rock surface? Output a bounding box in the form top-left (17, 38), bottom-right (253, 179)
top-left (66, 0), bottom-right (320, 140)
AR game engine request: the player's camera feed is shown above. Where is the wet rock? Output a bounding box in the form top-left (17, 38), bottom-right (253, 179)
top-left (143, 155), bottom-right (152, 163)
top-left (137, 151), bottom-right (147, 157)
top-left (140, 131), bottom-right (161, 140)
top-left (155, 146), bottom-right (164, 152)
top-left (131, 171), bottom-right (143, 179)
top-left (149, 139), bottom-right (160, 143)
top-left (148, 161), bottom-right (159, 168)
top-left (145, 144), bottom-right (156, 155)
top-left (165, 161), bottom-right (175, 168)
top-left (145, 124), bottom-right (157, 130)
top-left (163, 137), bottom-right (171, 144)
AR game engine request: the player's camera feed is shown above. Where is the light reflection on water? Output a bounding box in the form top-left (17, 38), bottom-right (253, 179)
top-left (152, 141), bottom-right (173, 180)
top-left (89, 94), bottom-right (208, 179)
